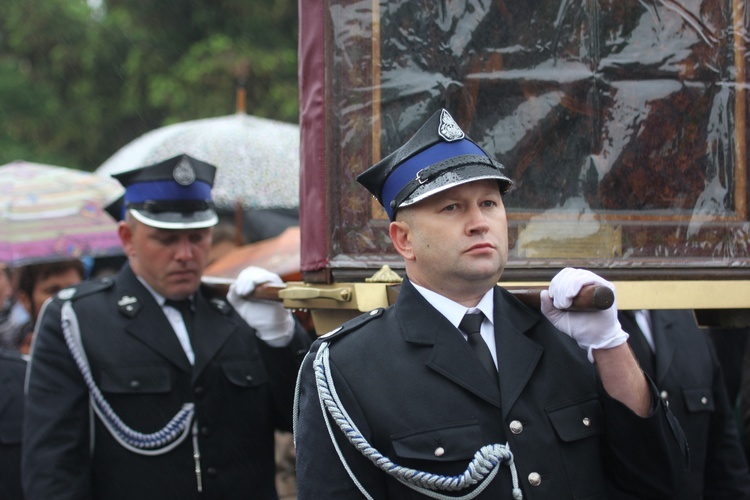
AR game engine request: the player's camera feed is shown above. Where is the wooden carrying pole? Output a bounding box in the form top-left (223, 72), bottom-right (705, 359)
top-left (245, 283), bottom-right (614, 311)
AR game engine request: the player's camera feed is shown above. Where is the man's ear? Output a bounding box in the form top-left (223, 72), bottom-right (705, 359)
top-left (118, 221), bottom-right (135, 257)
top-left (389, 220), bottom-right (415, 261)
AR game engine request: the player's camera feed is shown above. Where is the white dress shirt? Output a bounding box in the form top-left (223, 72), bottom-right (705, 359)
top-left (137, 277), bottom-right (195, 365)
top-left (411, 282), bottom-right (498, 368)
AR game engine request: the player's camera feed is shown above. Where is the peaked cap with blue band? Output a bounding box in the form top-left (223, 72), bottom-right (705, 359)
top-left (111, 154), bottom-right (219, 229)
top-left (357, 109), bottom-right (513, 221)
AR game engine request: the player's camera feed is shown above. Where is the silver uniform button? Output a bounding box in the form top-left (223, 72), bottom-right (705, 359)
top-left (509, 420), bottom-right (523, 434)
top-left (434, 447), bottom-right (445, 457)
top-left (582, 417), bottom-right (591, 427)
top-left (528, 472), bottom-right (542, 486)
top-left (660, 390), bottom-right (669, 400)
top-left (701, 396), bottom-right (708, 405)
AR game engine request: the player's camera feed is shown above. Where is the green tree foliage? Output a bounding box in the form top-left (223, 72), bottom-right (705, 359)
top-left (0, 0), bottom-right (298, 170)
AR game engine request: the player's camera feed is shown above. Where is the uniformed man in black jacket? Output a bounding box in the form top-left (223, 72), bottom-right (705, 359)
top-left (294, 109), bottom-right (689, 499)
top-left (22, 154), bottom-right (310, 499)
top-left (613, 310), bottom-right (750, 499)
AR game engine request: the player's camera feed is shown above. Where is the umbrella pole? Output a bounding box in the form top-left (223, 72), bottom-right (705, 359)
top-left (231, 73), bottom-right (246, 242)
top-left (236, 80), bottom-right (247, 115)
top-left (234, 200), bottom-right (245, 246)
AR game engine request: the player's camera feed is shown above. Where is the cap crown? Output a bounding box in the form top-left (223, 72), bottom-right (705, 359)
top-left (112, 154), bottom-right (218, 229)
top-left (356, 109), bottom-right (512, 220)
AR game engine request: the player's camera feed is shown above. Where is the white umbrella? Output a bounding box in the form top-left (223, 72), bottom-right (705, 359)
top-left (96, 113), bottom-right (299, 210)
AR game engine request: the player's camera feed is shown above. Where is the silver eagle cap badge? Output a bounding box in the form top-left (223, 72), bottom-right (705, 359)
top-left (437, 109), bottom-right (465, 142)
top-left (173, 157), bottom-right (196, 186)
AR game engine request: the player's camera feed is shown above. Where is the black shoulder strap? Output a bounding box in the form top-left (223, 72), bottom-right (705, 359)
top-left (318, 308), bottom-right (385, 343)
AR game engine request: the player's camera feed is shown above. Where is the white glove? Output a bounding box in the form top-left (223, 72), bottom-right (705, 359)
top-left (227, 266), bottom-right (295, 347)
top-left (539, 267), bottom-right (628, 363)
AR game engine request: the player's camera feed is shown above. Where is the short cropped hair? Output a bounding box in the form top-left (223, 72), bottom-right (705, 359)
top-left (17, 260), bottom-right (85, 299)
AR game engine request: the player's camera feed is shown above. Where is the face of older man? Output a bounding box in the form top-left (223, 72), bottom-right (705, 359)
top-left (119, 218), bottom-right (213, 300)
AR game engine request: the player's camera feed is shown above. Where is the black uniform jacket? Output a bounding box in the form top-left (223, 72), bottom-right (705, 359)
top-left (613, 310), bottom-right (750, 499)
top-left (22, 264), bottom-right (309, 500)
top-left (295, 278), bottom-right (689, 499)
top-left (0, 349), bottom-right (25, 500)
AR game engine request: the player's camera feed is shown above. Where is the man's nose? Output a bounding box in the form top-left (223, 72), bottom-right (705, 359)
top-left (174, 238), bottom-right (194, 260)
top-left (466, 205), bottom-right (490, 234)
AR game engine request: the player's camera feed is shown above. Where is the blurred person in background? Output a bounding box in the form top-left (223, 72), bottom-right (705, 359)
top-left (0, 342), bottom-right (25, 500)
top-left (0, 262), bottom-right (26, 500)
top-left (14, 259), bottom-right (86, 355)
top-left (0, 263), bottom-right (28, 350)
top-left (613, 310), bottom-right (750, 499)
top-left (0, 259), bottom-right (84, 500)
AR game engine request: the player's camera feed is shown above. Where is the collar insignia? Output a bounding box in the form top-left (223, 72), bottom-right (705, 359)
top-left (117, 295), bottom-right (140, 317)
top-left (210, 298), bottom-right (230, 314)
top-left (118, 296), bottom-right (138, 306)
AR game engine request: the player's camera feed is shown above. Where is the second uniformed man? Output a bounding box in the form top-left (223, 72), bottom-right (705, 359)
top-left (23, 154), bottom-right (310, 499)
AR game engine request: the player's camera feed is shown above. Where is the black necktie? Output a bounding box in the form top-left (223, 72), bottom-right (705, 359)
top-left (166, 299), bottom-right (195, 342)
top-left (459, 312), bottom-right (497, 378)
top-left (620, 311), bottom-right (655, 379)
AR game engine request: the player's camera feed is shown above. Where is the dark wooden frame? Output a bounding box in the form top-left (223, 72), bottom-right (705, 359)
top-left (301, 0), bottom-right (749, 283)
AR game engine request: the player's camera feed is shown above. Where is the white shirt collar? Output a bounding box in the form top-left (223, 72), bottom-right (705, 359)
top-left (410, 281), bottom-right (495, 328)
top-left (136, 276), bottom-right (195, 365)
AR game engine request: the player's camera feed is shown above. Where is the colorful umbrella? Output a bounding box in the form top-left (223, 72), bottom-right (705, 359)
top-left (0, 161), bottom-right (124, 265)
top-left (96, 113), bottom-right (300, 210)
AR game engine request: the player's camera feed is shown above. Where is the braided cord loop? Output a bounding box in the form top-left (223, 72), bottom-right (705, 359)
top-left (61, 301), bottom-right (194, 455)
top-left (308, 340), bottom-right (523, 500)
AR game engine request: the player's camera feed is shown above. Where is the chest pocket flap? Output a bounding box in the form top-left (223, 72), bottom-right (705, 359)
top-left (99, 366), bottom-right (171, 394)
top-left (391, 421), bottom-right (482, 461)
top-left (683, 387), bottom-right (714, 413)
top-left (546, 396), bottom-right (603, 442)
top-left (222, 360), bottom-right (269, 388)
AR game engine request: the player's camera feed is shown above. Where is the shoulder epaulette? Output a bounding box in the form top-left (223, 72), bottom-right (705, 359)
top-left (318, 308), bottom-right (384, 342)
top-left (56, 277), bottom-right (115, 301)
